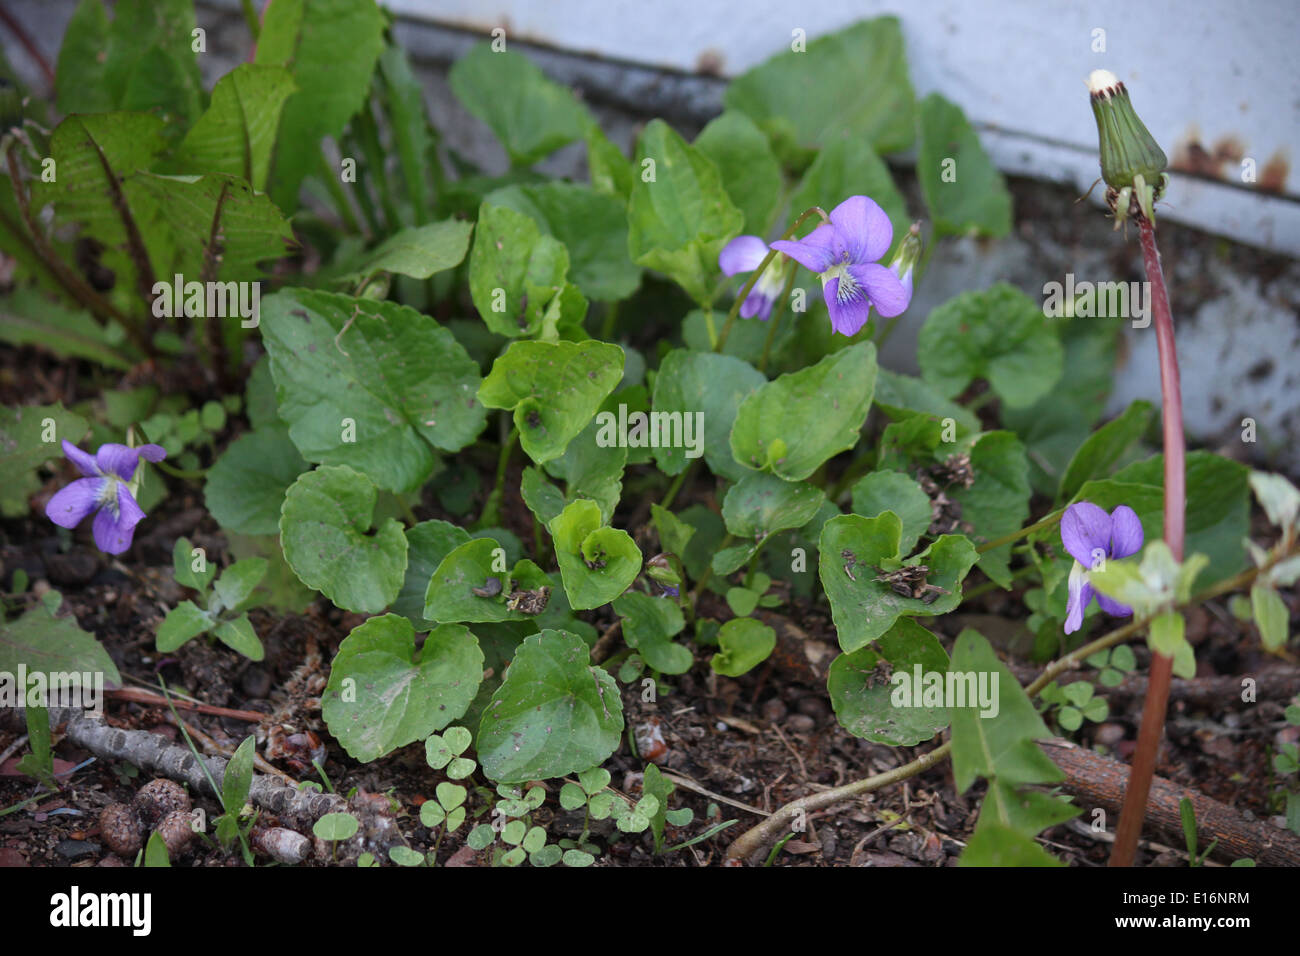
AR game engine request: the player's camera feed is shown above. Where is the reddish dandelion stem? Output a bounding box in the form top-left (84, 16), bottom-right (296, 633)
top-left (1109, 215), bottom-right (1185, 867)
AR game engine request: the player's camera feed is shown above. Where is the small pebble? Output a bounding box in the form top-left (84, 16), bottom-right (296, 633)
top-left (796, 697), bottom-right (829, 720)
top-left (133, 779), bottom-right (191, 828)
top-left (155, 810), bottom-right (196, 857)
top-left (98, 803), bottom-right (143, 857)
top-left (1094, 723), bottom-right (1126, 747)
top-left (55, 839), bottom-right (99, 861)
top-left (761, 699), bottom-right (787, 722)
top-left (785, 714), bottom-right (815, 734)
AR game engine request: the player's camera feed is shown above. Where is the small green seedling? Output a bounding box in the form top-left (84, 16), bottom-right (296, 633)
top-left (313, 812), bottom-right (360, 862)
top-left (1039, 679), bottom-right (1108, 732)
top-left (157, 538), bottom-right (267, 660)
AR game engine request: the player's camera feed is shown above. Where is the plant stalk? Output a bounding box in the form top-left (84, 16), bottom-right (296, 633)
top-left (1109, 216), bottom-right (1185, 867)
top-left (714, 207), bottom-right (826, 353)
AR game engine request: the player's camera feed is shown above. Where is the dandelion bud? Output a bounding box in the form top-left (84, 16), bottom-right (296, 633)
top-left (1088, 71), bottom-right (1168, 225)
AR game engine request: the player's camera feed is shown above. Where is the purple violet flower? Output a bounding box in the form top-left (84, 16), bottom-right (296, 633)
top-left (770, 195), bottom-right (911, 337)
top-left (718, 235), bottom-right (787, 320)
top-left (1060, 501), bottom-right (1144, 634)
top-left (45, 440), bottom-right (166, 555)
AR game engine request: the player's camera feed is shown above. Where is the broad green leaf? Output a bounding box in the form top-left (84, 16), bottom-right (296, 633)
top-left (0, 290), bottom-right (134, 370)
top-left (1250, 471), bottom-right (1300, 533)
top-left (1058, 400), bottom-right (1154, 502)
top-left (478, 339), bottom-right (624, 464)
top-left (950, 431), bottom-right (1031, 588)
top-left (585, 121), bottom-right (635, 199)
top-left (144, 832), bottom-right (171, 867)
top-left (731, 340), bottom-right (877, 481)
top-left (818, 513), bottom-right (978, 651)
top-left (261, 288), bottom-right (487, 492)
top-left (710, 618), bottom-right (777, 677)
top-left (338, 220), bottom-right (475, 282)
top-left (448, 44), bottom-right (590, 167)
top-left (57, 0), bottom-right (201, 123)
top-left (827, 618), bottom-right (950, 745)
top-left (322, 615), bottom-right (483, 762)
top-left (1003, 316), bottom-right (1118, 496)
top-left (873, 369), bottom-right (981, 434)
top-left (222, 736), bottom-right (256, 815)
top-left (851, 470), bottom-right (932, 556)
top-left (54, 0), bottom-right (113, 114)
top-left (255, 0), bottom-right (386, 209)
top-left (959, 824), bottom-right (1063, 867)
top-left (484, 183), bottom-right (639, 302)
top-left (726, 587), bottom-right (759, 616)
top-left (949, 629), bottom-right (1078, 840)
top-left (724, 17), bottom-right (915, 160)
top-left (0, 599), bottom-right (122, 688)
top-left (378, 43), bottom-right (434, 224)
top-left (613, 591), bottom-right (691, 675)
top-left (715, 472), bottom-right (825, 573)
top-left (213, 615), bottom-right (265, 661)
top-left (31, 112), bottom-right (167, 302)
top-left (0, 403), bottom-right (88, 518)
top-left (790, 133), bottom-right (909, 256)
top-left (156, 601), bottom-right (213, 652)
top-left (651, 504), bottom-right (696, 558)
top-left (171, 64), bottom-right (296, 190)
top-left (205, 425), bottom-right (308, 535)
top-left (423, 538), bottom-right (552, 624)
top-left (394, 520), bottom-right (473, 630)
top-left (226, 533), bottom-right (314, 613)
top-left (213, 559), bottom-right (269, 614)
top-left (627, 120), bottom-right (743, 305)
top-left (173, 536), bottom-right (216, 593)
top-left (651, 349), bottom-right (765, 481)
top-left (129, 173), bottom-right (295, 283)
top-left (313, 812), bottom-right (360, 841)
top-left (520, 466), bottom-right (567, 527)
top-left (477, 630), bottom-right (624, 782)
top-left (543, 417), bottom-right (626, 524)
top-left (916, 93), bottom-right (1012, 238)
top-left (918, 284), bottom-right (1063, 409)
top-left (280, 466), bottom-right (408, 613)
top-left (549, 500), bottom-right (642, 610)
top-left (694, 111), bottom-right (782, 237)
top-left (1251, 584), bottom-right (1288, 651)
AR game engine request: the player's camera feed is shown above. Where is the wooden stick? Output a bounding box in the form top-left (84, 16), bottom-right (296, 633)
top-left (1044, 737), bottom-right (1300, 866)
top-left (106, 688), bottom-right (266, 722)
top-left (6, 706), bottom-right (345, 829)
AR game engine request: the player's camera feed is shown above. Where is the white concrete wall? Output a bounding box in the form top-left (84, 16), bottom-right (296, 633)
top-left (390, 0), bottom-right (1300, 256)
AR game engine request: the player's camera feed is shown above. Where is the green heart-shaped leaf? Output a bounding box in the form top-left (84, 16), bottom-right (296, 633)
top-left (322, 615), bottom-right (483, 763)
top-left (478, 339), bottom-right (624, 464)
top-left (477, 630), bottom-right (624, 783)
top-left (731, 340), bottom-right (877, 481)
top-left (549, 500), bottom-right (642, 610)
top-left (828, 618), bottom-right (950, 745)
top-left (280, 466), bottom-right (407, 614)
top-left (818, 512), bottom-right (978, 652)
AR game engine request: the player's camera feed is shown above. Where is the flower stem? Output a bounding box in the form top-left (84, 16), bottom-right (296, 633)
top-left (658, 458), bottom-right (697, 511)
top-left (477, 426), bottom-right (518, 529)
top-left (758, 266), bottom-right (799, 373)
top-left (1109, 216), bottom-right (1185, 868)
top-left (975, 508), bottom-right (1065, 554)
top-left (714, 207), bottom-right (826, 354)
